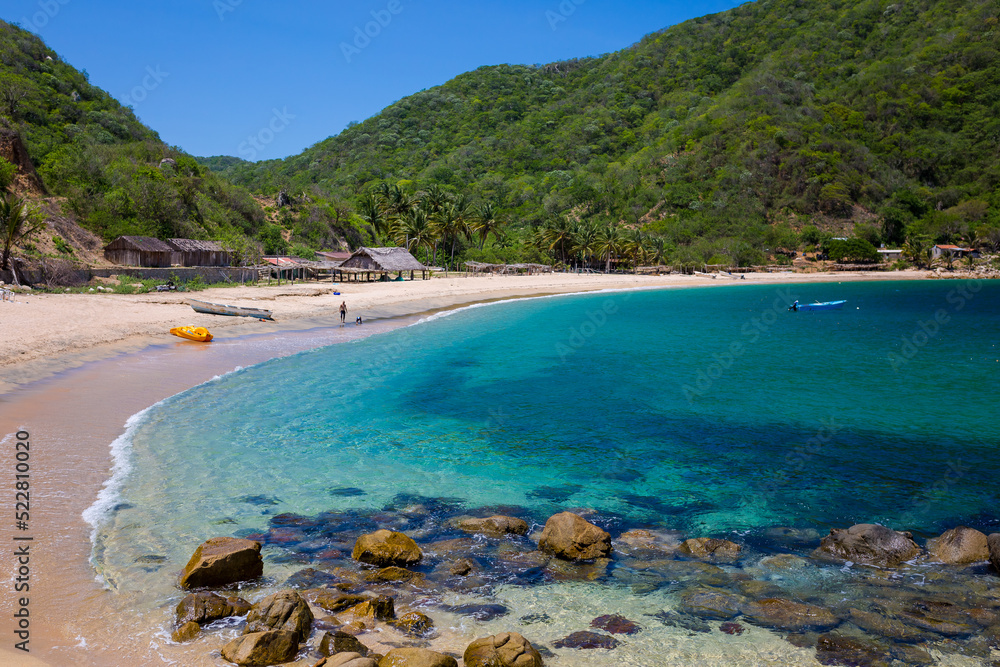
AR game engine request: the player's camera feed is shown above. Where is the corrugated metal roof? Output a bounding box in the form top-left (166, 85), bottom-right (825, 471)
top-left (168, 238), bottom-right (225, 252)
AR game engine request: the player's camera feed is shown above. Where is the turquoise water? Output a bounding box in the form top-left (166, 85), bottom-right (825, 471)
top-left (91, 280), bottom-right (1000, 584)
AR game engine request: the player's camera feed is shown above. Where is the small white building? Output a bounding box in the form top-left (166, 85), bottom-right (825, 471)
top-left (878, 249), bottom-right (903, 261)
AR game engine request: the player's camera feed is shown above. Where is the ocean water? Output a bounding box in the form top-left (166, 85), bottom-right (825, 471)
top-left (87, 280), bottom-right (1000, 665)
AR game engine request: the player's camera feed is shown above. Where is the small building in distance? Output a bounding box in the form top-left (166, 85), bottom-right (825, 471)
top-left (103, 236), bottom-right (173, 267)
top-left (337, 247), bottom-right (429, 281)
top-left (878, 248), bottom-right (903, 262)
top-left (315, 250), bottom-right (352, 266)
top-left (167, 239), bottom-right (230, 267)
top-left (932, 245), bottom-right (979, 259)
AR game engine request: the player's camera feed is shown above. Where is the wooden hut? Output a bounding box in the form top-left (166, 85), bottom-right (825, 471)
top-left (335, 247), bottom-right (429, 281)
top-left (103, 236), bottom-right (173, 267)
top-left (168, 239), bottom-right (230, 267)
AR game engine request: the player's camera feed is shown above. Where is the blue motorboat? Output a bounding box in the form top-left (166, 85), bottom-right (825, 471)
top-left (789, 300), bottom-right (846, 312)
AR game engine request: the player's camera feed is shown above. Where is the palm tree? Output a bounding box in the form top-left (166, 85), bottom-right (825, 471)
top-left (358, 191), bottom-right (388, 245)
top-left (595, 224), bottom-right (624, 273)
top-left (473, 202), bottom-right (502, 250)
top-left (649, 237), bottom-right (668, 267)
top-left (397, 207), bottom-right (435, 262)
top-left (544, 218), bottom-right (576, 266)
top-left (573, 222), bottom-right (599, 270)
top-left (1, 193), bottom-right (43, 273)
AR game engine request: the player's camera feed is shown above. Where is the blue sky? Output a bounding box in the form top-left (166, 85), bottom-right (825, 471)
top-left (3, 0), bottom-right (747, 161)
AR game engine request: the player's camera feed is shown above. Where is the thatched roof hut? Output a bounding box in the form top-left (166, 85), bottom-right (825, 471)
top-left (335, 247), bottom-right (429, 281)
top-left (103, 236), bottom-right (173, 267)
top-left (167, 239), bottom-right (230, 267)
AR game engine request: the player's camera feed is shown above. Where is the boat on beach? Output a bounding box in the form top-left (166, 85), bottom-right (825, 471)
top-left (789, 300), bottom-right (847, 312)
top-left (169, 326), bottom-right (213, 342)
top-left (188, 299), bottom-right (273, 320)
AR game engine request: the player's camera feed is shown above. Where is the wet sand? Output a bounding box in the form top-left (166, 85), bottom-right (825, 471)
top-left (0, 271), bottom-right (935, 666)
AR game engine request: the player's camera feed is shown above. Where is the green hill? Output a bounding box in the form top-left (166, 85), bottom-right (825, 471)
top-left (0, 20), bottom-right (282, 260)
top-left (219, 0), bottom-right (1000, 265)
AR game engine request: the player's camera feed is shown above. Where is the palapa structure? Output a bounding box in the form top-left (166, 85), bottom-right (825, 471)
top-left (103, 236), bottom-right (174, 267)
top-left (334, 247), bottom-right (430, 281)
top-left (463, 261), bottom-right (553, 275)
top-left (167, 239), bottom-right (230, 267)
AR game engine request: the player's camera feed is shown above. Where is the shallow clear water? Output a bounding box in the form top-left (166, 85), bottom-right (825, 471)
top-left (88, 280), bottom-right (1000, 664)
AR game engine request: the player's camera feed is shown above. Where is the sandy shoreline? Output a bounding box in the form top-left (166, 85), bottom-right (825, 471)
top-left (0, 269), bottom-right (950, 667)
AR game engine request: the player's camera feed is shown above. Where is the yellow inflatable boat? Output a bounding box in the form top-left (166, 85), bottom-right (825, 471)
top-left (170, 326), bottom-right (214, 342)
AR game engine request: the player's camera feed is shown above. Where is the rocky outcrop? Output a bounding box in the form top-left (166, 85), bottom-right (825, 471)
top-left (243, 591), bottom-right (314, 643)
top-left (926, 526), bottom-right (989, 564)
top-left (389, 611), bottom-right (434, 636)
top-left (179, 537), bottom-right (263, 589)
top-left (459, 516), bottom-right (529, 537)
top-left (987, 533), bottom-right (1000, 573)
top-left (377, 647), bottom-right (458, 666)
top-left (538, 512), bottom-right (611, 561)
top-left (0, 126), bottom-right (44, 195)
top-left (463, 632), bottom-right (543, 667)
top-left (678, 538), bottom-right (742, 561)
top-left (221, 630), bottom-right (299, 666)
top-left (812, 524), bottom-right (919, 567)
top-left (348, 595), bottom-right (395, 621)
top-left (175, 591), bottom-right (251, 626)
top-left (353, 530), bottom-right (423, 567)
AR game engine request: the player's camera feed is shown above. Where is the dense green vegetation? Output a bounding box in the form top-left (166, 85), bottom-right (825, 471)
top-left (5, 0), bottom-right (1000, 270)
top-left (215, 0), bottom-right (1000, 266)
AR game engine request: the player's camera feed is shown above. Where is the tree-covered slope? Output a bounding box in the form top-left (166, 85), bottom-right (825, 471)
top-left (221, 0), bottom-right (1000, 260)
top-left (0, 20), bottom-right (267, 251)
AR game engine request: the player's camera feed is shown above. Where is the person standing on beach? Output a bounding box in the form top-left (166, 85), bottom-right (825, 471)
top-left (339, 301), bottom-right (347, 324)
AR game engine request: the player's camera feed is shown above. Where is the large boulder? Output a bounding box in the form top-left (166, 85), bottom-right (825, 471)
top-left (679, 588), bottom-right (747, 621)
top-left (926, 526), bottom-right (989, 564)
top-left (175, 591), bottom-right (251, 626)
top-left (221, 630), bottom-right (299, 666)
top-left (243, 591), bottom-right (314, 643)
top-left (463, 632), bottom-right (543, 667)
top-left (353, 530), bottom-right (422, 567)
top-left (812, 524), bottom-right (919, 568)
top-left (988, 533), bottom-right (1000, 574)
top-left (349, 595), bottom-right (396, 621)
top-left (678, 538), bottom-right (742, 561)
top-left (377, 647), bottom-right (458, 667)
top-left (459, 516), bottom-right (530, 537)
top-left (741, 598), bottom-right (840, 632)
top-left (179, 537), bottom-right (263, 588)
top-left (322, 654), bottom-right (378, 667)
top-left (538, 512), bottom-right (611, 561)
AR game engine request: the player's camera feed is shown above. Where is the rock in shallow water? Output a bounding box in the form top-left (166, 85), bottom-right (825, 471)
top-left (679, 587), bottom-right (747, 621)
top-left (678, 537), bottom-right (742, 561)
top-left (464, 632), bottom-right (543, 667)
top-left (222, 630), bottom-right (299, 666)
top-left (538, 512), bottom-right (611, 561)
top-left (353, 530), bottom-right (422, 567)
top-left (719, 622), bottom-right (744, 635)
top-left (179, 537), bottom-right (263, 589)
top-left (243, 591), bottom-right (314, 644)
top-left (741, 598), bottom-right (840, 632)
top-left (590, 614), bottom-right (641, 635)
top-left (988, 533), bottom-right (1000, 574)
top-left (926, 526), bottom-right (989, 564)
top-left (813, 524), bottom-right (919, 568)
top-left (377, 647), bottom-right (457, 666)
top-left (459, 515), bottom-right (529, 537)
top-left (319, 630), bottom-right (369, 657)
top-left (815, 633), bottom-right (892, 667)
top-left (175, 591), bottom-right (250, 626)
top-left (552, 630), bottom-right (620, 650)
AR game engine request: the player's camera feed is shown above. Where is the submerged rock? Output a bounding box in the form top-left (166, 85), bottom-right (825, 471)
top-left (171, 620), bottom-right (201, 643)
top-left (243, 591), bottom-right (314, 643)
top-left (179, 537), bottom-right (263, 589)
top-left (813, 524), bottom-right (919, 568)
top-left (648, 609), bottom-right (712, 633)
top-left (926, 526), bottom-right (989, 564)
top-left (719, 622), bottom-right (744, 635)
top-left (552, 630), bottom-right (620, 649)
top-left (377, 647), bottom-right (458, 666)
top-left (459, 515), bottom-right (529, 537)
top-left (590, 614), bottom-right (641, 635)
top-left (311, 592), bottom-right (368, 614)
top-left (742, 598), bottom-right (839, 632)
top-left (678, 538), bottom-right (742, 561)
top-left (679, 588), bottom-right (747, 621)
top-left (464, 632), bottom-right (543, 667)
top-left (815, 633), bottom-right (892, 667)
top-left (440, 603), bottom-right (509, 621)
top-left (349, 595), bottom-right (395, 621)
top-left (538, 512), bottom-right (611, 561)
top-left (222, 630), bottom-right (299, 666)
top-left (285, 567), bottom-right (346, 589)
top-left (846, 608), bottom-right (927, 643)
top-left (389, 611), bottom-right (434, 636)
top-left (353, 530), bottom-right (423, 567)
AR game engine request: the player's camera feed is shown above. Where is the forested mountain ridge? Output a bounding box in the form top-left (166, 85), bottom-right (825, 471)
top-left (217, 0), bottom-right (1000, 264)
